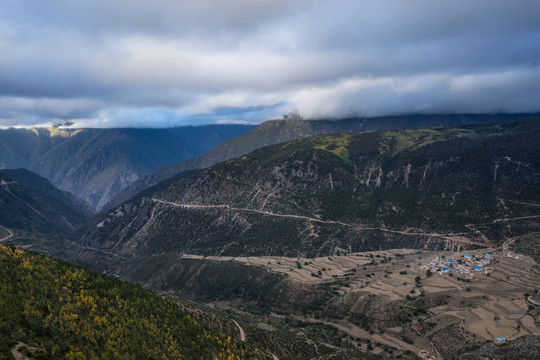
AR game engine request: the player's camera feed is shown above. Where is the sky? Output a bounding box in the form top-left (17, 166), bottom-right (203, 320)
top-left (1, 0), bottom-right (540, 128)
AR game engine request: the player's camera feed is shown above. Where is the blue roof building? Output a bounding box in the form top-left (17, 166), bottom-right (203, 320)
top-left (447, 259), bottom-right (456, 263)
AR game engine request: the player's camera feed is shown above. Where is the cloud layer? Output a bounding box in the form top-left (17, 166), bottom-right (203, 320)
top-left (1, 0), bottom-right (539, 127)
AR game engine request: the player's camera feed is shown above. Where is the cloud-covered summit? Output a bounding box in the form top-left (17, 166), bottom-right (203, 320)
top-left (1, 0), bottom-right (539, 127)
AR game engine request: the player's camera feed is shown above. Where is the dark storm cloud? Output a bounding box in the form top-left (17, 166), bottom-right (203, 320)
top-left (0, 0), bottom-right (539, 127)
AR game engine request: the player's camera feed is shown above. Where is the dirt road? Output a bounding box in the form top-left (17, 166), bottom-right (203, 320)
top-left (152, 198), bottom-right (487, 246)
top-left (0, 225), bottom-right (13, 243)
top-left (232, 320), bottom-right (246, 341)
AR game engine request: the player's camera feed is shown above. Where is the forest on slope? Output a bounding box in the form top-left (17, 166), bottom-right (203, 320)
top-left (0, 244), bottom-right (256, 360)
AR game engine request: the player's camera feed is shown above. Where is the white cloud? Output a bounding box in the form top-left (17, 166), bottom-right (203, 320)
top-left (0, 0), bottom-right (539, 127)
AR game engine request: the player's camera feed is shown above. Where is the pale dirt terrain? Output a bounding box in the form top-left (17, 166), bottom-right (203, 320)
top-left (183, 249), bottom-right (417, 284)
top-left (11, 343), bottom-right (42, 360)
top-left (232, 319), bottom-right (246, 341)
top-left (186, 247), bottom-right (540, 358)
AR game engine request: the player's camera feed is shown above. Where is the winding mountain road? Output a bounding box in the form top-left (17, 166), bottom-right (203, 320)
top-left (231, 320), bottom-right (246, 342)
top-left (152, 198), bottom-right (488, 246)
top-left (152, 198), bottom-right (349, 226)
top-left (504, 199), bottom-right (540, 207)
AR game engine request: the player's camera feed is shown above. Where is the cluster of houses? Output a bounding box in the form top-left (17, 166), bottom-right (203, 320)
top-left (420, 252), bottom-right (496, 278)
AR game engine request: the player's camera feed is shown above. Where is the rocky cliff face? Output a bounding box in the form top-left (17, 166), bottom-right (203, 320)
top-left (78, 118), bottom-right (540, 273)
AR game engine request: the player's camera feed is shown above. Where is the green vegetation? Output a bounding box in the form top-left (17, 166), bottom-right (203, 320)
top-left (313, 134), bottom-right (353, 165)
top-left (0, 245), bottom-right (255, 360)
top-left (115, 113), bottom-right (532, 208)
top-left (378, 128), bottom-right (446, 156)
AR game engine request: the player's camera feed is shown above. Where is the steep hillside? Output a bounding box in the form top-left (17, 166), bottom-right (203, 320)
top-left (1, 244), bottom-right (378, 360)
top-left (109, 113), bottom-right (532, 210)
top-left (78, 118), bottom-right (540, 273)
top-left (0, 168), bottom-right (93, 216)
top-left (167, 124), bottom-right (256, 154)
top-left (27, 128), bottom-right (196, 210)
top-left (0, 245), bottom-right (257, 360)
top-left (0, 125), bottom-right (255, 211)
top-left (0, 127), bottom-right (70, 169)
top-left (0, 170), bottom-right (88, 235)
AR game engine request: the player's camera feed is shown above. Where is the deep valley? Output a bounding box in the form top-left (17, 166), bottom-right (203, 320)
top-left (2, 116), bottom-right (540, 359)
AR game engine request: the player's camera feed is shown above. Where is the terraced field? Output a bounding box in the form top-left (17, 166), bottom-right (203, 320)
top-left (184, 248), bottom-right (540, 358)
top-left (182, 249), bottom-right (418, 285)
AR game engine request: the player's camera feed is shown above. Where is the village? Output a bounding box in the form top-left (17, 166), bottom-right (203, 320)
top-left (421, 249), bottom-right (527, 280)
top-left (420, 251), bottom-right (497, 279)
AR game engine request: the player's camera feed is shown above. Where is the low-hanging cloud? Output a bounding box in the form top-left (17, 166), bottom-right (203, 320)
top-left (1, 0), bottom-right (539, 127)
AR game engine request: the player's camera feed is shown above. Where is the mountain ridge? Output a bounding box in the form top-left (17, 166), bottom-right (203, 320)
top-left (107, 113), bottom-right (535, 210)
top-left (77, 118), bottom-right (540, 275)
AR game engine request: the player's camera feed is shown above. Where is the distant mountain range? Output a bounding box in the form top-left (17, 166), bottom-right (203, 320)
top-left (108, 113), bottom-right (533, 210)
top-left (0, 125), bottom-right (254, 210)
top-left (77, 117), bottom-right (540, 276)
